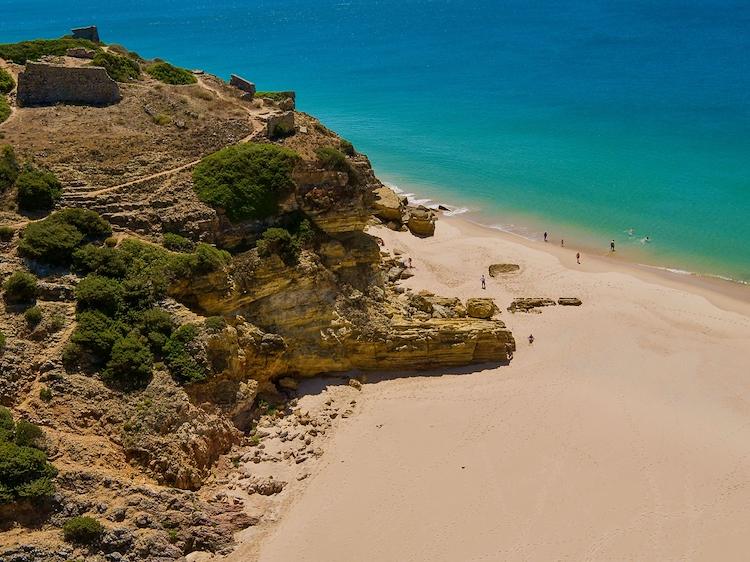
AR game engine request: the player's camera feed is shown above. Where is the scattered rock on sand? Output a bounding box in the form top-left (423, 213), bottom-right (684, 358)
top-left (466, 298), bottom-right (499, 319)
top-left (558, 297), bottom-right (583, 306)
top-left (406, 206), bottom-right (436, 237)
top-left (507, 298), bottom-right (557, 313)
top-left (489, 263), bottom-right (520, 277)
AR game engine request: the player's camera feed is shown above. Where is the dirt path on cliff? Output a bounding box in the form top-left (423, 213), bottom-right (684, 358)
top-left (249, 220), bottom-right (750, 562)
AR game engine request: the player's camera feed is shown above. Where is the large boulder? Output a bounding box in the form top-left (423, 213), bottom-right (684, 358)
top-left (489, 263), bottom-right (520, 277)
top-left (507, 298), bottom-right (557, 313)
top-left (373, 185), bottom-right (404, 223)
top-left (406, 206), bottom-right (436, 237)
top-left (466, 298), bottom-right (498, 319)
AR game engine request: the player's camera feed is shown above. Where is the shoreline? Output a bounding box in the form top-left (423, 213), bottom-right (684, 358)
top-left (252, 208), bottom-right (750, 562)
top-left (384, 180), bottom-right (750, 290)
top-left (440, 214), bottom-right (750, 314)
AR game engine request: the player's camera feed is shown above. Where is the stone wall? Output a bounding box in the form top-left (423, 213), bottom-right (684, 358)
top-left (17, 62), bottom-right (121, 107)
top-left (229, 74), bottom-right (255, 96)
top-left (71, 25), bottom-right (100, 43)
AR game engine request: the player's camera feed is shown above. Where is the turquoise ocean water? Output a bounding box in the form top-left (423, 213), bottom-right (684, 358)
top-left (3, 0), bottom-right (749, 282)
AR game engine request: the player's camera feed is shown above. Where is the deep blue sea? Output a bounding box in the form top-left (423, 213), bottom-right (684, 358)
top-left (3, 0), bottom-right (749, 282)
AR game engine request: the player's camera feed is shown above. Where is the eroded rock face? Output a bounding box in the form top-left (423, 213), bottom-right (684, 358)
top-left (373, 185), bottom-right (404, 223)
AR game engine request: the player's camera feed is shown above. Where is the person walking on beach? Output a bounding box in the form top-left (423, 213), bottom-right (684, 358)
top-left (481, 274), bottom-right (486, 290)
top-left (610, 239), bottom-right (616, 252)
top-left (576, 252), bottom-right (580, 264)
top-left (544, 231), bottom-right (548, 242)
top-left (408, 257), bottom-right (413, 268)
top-left (528, 334), bottom-right (534, 345)
top-left (561, 239), bottom-right (564, 247)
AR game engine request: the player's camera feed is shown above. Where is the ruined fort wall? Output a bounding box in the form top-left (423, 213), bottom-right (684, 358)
top-left (17, 62), bottom-right (121, 107)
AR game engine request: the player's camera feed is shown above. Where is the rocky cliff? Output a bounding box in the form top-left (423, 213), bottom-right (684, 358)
top-left (0, 36), bottom-right (514, 561)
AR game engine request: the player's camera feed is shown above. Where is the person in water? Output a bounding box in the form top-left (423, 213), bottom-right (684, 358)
top-left (481, 274), bottom-right (486, 290)
top-left (610, 239), bottom-right (615, 252)
top-left (576, 252), bottom-right (581, 264)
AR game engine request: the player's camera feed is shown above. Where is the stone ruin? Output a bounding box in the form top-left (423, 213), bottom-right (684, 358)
top-left (71, 25), bottom-right (100, 43)
top-left (17, 61), bottom-right (121, 107)
top-left (266, 111), bottom-right (295, 138)
top-left (230, 74), bottom-right (256, 96)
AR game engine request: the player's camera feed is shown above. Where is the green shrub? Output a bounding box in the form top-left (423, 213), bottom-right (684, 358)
top-left (135, 308), bottom-right (175, 352)
top-left (104, 236), bottom-right (117, 247)
top-left (61, 342), bottom-right (84, 370)
top-left (121, 273), bottom-right (164, 312)
top-left (19, 209), bottom-right (111, 265)
top-left (72, 244), bottom-right (128, 278)
top-left (340, 139), bottom-right (355, 156)
top-left (194, 243), bottom-right (231, 273)
top-left (39, 386), bottom-right (53, 402)
top-left (62, 516), bottom-right (104, 544)
top-left (91, 51), bottom-right (140, 82)
top-left (315, 147), bottom-right (358, 184)
top-left (0, 68), bottom-right (14, 94)
top-left (16, 167), bottom-right (62, 212)
top-left (193, 143), bottom-right (299, 223)
top-left (23, 305), bottom-right (42, 326)
top-left (0, 411), bottom-right (57, 506)
top-left (162, 232), bottom-right (194, 252)
top-left (14, 420), bottom-right (43, 447)
top-left (203, 316), bottom-right (226, 333)
top-left (0, 145), bottom-right (19, 191)
top-left (0, 225), bottom-right (15, 241)
top-left (152, 113), bottom-right (171, 126)
top-left (164, 324), bottom-right (206, 383)
top-left (108, 44), bottom-right (143, 61)
top-left (3, 271), bottom-right (37, 303)
top-left (255, 91), bottom-right (294, 102)
top-left (70, 310), bottom-right (126, 361)
top-left (0, 95), bottom-right (9, 125)
top-left (145, 62), bottom-right (196, 85)
top-left (0, 38), bottom-right (100, 64)
top-left (257, 227), bottom-right (299, 263)
top-left (0, 330), bottom-right (5, 351)
top-left (48, 312), bottom-right (65, 332)
top-left (103, 333), bottom-right (153, 390)
top-left (75, 275), bottom-right (123, 316)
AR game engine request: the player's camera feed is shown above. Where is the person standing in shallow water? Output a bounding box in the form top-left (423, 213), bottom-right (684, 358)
top-left (481, 274), bottom-right (486, 290)
top-left (610, 240), bottom-right (616, 252)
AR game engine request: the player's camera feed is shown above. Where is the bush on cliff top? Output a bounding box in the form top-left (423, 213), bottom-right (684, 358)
top-left (0, 145), bottom-right (20, 191)
top-left (315, 146), bottom-right (358, 185)
top-left (16, 167), bottom-right (62, 212)
top-left (3, 271), bottom-right (38, 304)
top-left (19, 209), bottom-right (111, 265)
top-left (145, 62), bottom-right (196, 85)
top-left (0, 96), bottom-right (10, 125)
top-left (255, 91), bottom-right (293, 102)
top-left (0, 68), bottom-right (14, 94)
top-left (0, 407), bottom-right (56, 506)
top-left (91, 51), bottom-right (141, 82)
top-left (0, 38), bottom-right (100, 64)
top-left (102, 332), bottom-right (154, 390)
top-left (193, 143), bottom-right (299, 223)
top-left (62, 516), bottom-right (104, 544)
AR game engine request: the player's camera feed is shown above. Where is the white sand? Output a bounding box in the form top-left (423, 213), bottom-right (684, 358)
top-left (252, 217), bottom-right (750, 561)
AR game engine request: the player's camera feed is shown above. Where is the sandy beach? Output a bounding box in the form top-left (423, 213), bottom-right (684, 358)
top-left (234, 216), bottom-right (750, 561)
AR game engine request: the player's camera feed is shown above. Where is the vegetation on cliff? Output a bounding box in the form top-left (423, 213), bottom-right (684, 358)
top-left (62, 515), bottom-right (104, 544)
top-left (19, 208), bottom-right (112, 265)
top-left (0, 407), bottom-right (56, 505)
top-left (0, 145), bottom-right (20, 190)
top-left (315, 146), bottom-right (359, 184)
top-left (0, 68), bottom-right (14, 94)
top-left (15, 166), bottom-right (62, 211)
top-left (193, 143), bottom-right (299, 222)
top-left (145, 61), bottom-right (196, 85)
top-left (0, 37), bottom-right (100, 64)
top-left (0, 96), bottom-right (10, 125)
top-left (91, 51), bottom-right (141, 82)
top-left (3, 271), bottom-right (38, 304)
